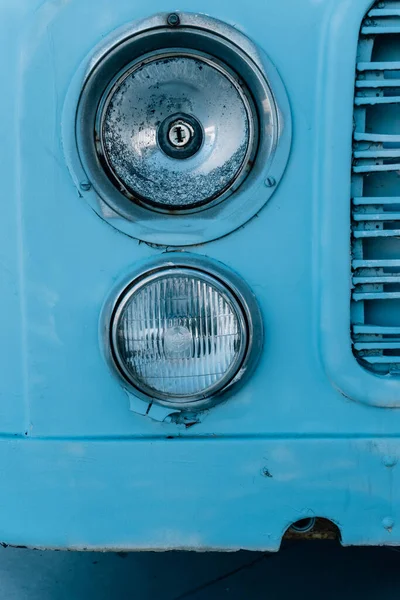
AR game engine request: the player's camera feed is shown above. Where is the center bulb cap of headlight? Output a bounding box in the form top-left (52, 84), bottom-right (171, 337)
top-left (158, 113), bottom-right (203, 159)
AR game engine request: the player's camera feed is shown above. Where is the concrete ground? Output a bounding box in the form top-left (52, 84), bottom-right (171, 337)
top-left (1, 541), bottom-right (400, 599)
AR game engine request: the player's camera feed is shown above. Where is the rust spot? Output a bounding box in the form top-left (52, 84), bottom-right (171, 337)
top-left (283, 518), bottom-right (340, 542)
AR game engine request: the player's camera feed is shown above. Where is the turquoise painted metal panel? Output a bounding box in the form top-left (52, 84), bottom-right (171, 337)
top-left (2, 0), bottom-right (400, 550)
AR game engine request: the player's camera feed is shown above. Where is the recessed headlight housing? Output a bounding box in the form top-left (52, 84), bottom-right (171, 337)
top-left (68, 11), bottom-right (291, 245)
top-left (104, 255), bottom-right (263, 410)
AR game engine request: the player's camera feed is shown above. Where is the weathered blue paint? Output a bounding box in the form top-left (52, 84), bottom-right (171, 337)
top-left (3, 0), bottom-right (400, 551)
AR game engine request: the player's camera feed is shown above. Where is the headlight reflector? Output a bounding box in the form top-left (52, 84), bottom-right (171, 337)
top-left (99, 52), bottom-right (256, 211)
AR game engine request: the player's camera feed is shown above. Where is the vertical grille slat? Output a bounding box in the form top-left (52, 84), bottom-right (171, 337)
top-left (353, 164), bottom-right (400, 173)
top-left (354, 149), bottom-right (400, 158)
top-left (368, 9), bottom-right (400, 16)
top-left (355, 96), bottom-right (400, 105)
top-left (353, 229), bottom-right (400, 238)
top-left (357, 60), bottom-right (400, 70)
top-left (356, 79), bottom-right (400, 88)
top-left (353, 325), bottom-right (400, 333)
top-left (362, 26), bottom-right (400, 34)
top-left (351, 0), bottom-right (400, 374)
top-left (352, 259), bottom-right (400, 267)
top-left (353, 197), bottom-right (400, 204)
top-left (353, 212), bottom-right (400, 220)
top-left (354, 132), bottom-right (400, 142)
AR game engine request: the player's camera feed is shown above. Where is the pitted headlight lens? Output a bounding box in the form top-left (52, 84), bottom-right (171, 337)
top-left (109, 265), bottom-right (258, 405)
top-left (99, 52), bottom-right (256, 211)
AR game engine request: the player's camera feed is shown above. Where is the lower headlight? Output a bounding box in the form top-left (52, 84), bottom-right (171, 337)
top-left (108, 258), bottom-right (262, 408)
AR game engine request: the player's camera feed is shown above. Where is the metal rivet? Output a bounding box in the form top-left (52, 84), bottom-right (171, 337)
top-left (264, 176), bottom-right (276, 188)
top-left (167, 13), bottom-right (180, 26)
top-left (80, 181), bottom-right (92, 192)
top-left (382, 517), bottom-right (394, 531)
top-left (383, 455), bottom-right (397, 468)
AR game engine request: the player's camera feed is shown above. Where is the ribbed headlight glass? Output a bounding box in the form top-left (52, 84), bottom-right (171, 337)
top-left (111, 268), bottom-right (248, 403)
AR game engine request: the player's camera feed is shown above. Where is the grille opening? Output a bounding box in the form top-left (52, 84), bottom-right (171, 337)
top-left (384, 142), bottom-right (400, 148)
top-left (385, 70), bottom-right (400, 79)
top-left (362, 237), bottom-right (400, 259)
top-left (377, 203), bottom-right (400, 211)
top-left (366, 282), bottom-right (400, 291)
top-left (366, 105), bottom-right (400, 134)
top-left (364, 299), bottom-right (400, 325)
top-left (351, 0), bottom-right (400, 373)
top-left (382, 221), bottom-right (400, 229)
top-left (383, 88), bottom-right (400, 96)
top-left (371, 34), bottom-right (400, 63)
top-left (363, 171), bottom-right (400, 196)
top-left (383, 349), bottom-right (400, 356)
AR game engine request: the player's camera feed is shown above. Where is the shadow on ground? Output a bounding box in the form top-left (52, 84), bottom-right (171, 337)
top-left (0, 540), bottom-right (399, 599)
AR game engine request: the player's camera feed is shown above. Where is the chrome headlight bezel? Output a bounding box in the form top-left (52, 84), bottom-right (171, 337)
top-left (65, 11), bottom-right (292, 246)
top-left (101, 255), bottom-right (263, 411)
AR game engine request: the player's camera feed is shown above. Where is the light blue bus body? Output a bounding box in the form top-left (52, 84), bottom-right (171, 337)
top-left (1, 0), bottom-right (399, 551)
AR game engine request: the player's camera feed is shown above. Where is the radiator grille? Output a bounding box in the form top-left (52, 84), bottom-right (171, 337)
top-left (351, 0), bottom-right (400, 373)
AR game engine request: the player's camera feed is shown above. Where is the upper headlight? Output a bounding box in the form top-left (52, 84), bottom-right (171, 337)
top-left (107, 256), bottom-right (263, 409)
top-left (71, 11), bottom-right (291, 245)
top-left (98, 52), bottom-right (257, 211)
